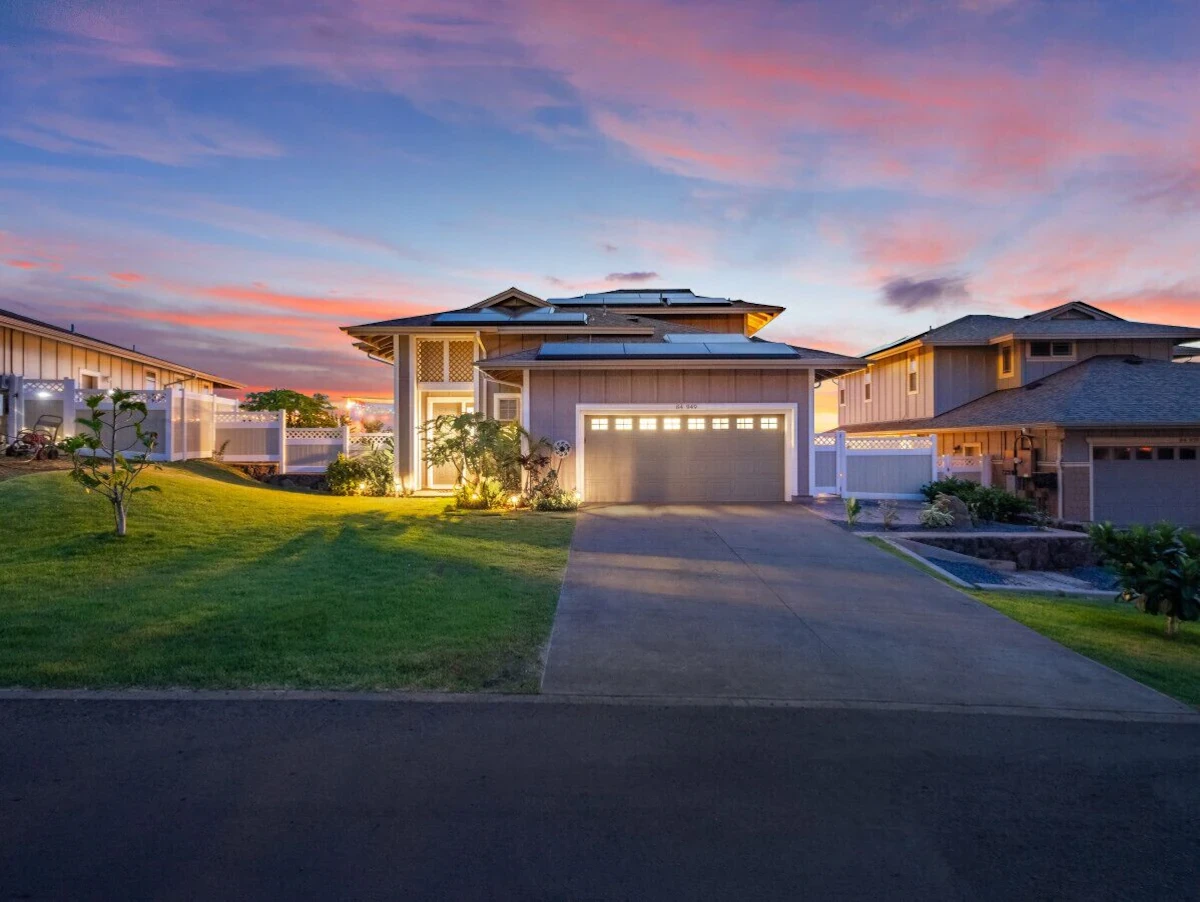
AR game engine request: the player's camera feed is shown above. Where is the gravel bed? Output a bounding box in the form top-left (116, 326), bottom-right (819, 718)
top-left (933, 559), bottom-right (1015, 587)
top-left (1068, 566), bottom-right (1120, 591)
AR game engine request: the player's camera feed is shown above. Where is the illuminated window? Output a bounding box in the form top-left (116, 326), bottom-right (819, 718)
top-left (687, 417), bottom-right (706, 430)
top-left (712, 417), bottom-right (729, 430)
top-left (760, 416), bottom-right (779, 430)
top-left (614, 417), bottom-right (633, 431)
top-left (591, 418), bottom-right (609, 431)
top-left (864, 370), bottom-right (872, 403)
top-left (907, 353), bottom-right (919, 394)
top-left (736, 417), bottom-right (754, 429)
top-left (663, 417), bottom-right (681, 430)
top-left (638, 417), bottom-right (657, 430)
top-left (999, 345), bottom-right (1014, 377)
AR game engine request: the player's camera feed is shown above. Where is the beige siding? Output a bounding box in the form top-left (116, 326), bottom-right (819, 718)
top-left (1020, 338), bottom-right (1177, 382)
top-left (934, 347), bottom-right (1000, 414)
top-left (838, 346), bottom-right (933, 427)
top-left (528, 367), bottom-right (813, 496)
top-left (645, 313), bottom-right (749, 334)
top-left (2, 324), bottom-right (214, 392)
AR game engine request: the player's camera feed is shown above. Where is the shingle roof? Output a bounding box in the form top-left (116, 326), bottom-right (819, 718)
top-left (864, 309), bottom-right (1200, 357)
top-left (343, 306), bottom-right (706, 333)
top-left (841, 356), bottom-right (1200, 432)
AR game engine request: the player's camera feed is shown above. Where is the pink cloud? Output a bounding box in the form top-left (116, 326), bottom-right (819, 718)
top-left (109, 271), bottom-right (143, 282)
top-left (5, 260), bottom-right (39, 270)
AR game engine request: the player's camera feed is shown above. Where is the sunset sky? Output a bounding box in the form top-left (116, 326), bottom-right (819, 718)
top-left (2, 0), bottom-right (1199, 429)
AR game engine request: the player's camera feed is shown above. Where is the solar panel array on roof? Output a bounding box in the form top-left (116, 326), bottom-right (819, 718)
top-left (663, 294), bottom-right (731, 306)
top-left (514, 310), bottom-right (589, 324)
top-left (548, 289), bottom-right (735, 307)
top-left (433, 310), bottom-right (511, 324)
top-left (537, 341), bottom-right (798, 359)
top-left (550, 293), bottom-right (655, 306)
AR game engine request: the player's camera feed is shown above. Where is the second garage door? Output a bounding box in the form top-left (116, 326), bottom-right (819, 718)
top-left (1092, 443), bottom-right (1200, 526)
top-left (582, 413), bottom-right (787, 503)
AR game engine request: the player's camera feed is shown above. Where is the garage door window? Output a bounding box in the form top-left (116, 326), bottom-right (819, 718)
top-left (687, 417), bottom-right (706, 430)
top-left (1157, 448), bottom-right (1175, 460)
top-left (736, 417), bottom-right (754, 429)
top-left (591, 418), bottom-right (609, 431)
top-left (1094, 445), bottom-right (1198, 461)
top-left (614, 417), bottom-right (633, 431)
top-left (638, 417), bottom-right (657, 430)
top-left (760, 416), bottom-right (779, 430)
top-left (1182, 448), bottom-right (1197, 460)
top-left (663, 417), bottom-right (681, 430)
top-left (712, 417), bottom-right (729, 430)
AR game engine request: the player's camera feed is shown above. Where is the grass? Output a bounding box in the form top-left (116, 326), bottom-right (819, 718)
top-left (0, 462), bottom-right (575, 692)
top-left (868, 536), bottom-right (1200, 708)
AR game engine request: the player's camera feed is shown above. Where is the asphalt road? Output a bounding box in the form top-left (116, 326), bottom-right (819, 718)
top-left (2, 697), bottom-right (1199, 901)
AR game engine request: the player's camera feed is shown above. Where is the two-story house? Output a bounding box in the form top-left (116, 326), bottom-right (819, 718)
top-left (837, 301), bottom-right (1200, 525)
top-left (343, 287), bottom-right (862, 503)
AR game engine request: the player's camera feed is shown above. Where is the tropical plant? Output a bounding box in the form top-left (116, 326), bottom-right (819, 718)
top-left (877, 499), bottom-right (900, 530)
top-left (1089, 522), bottom-right (1200, 638)
top-left (327, 446), bottom-right (394, 496)
top-left (63, 390), bottom-right (161, 537)
top-left (918, 498), bottom-right (955, 529)
top-left (844, 496), bottom-right (863, 525)
top-left (421, 412), bottom-right (526, 496)
top-left (454, 476), bottom-right (506, 510)
top-left (243, 389), bottom-right (343, 427)
top-left (525, 440), bottom-right (577, 510)
top-left (359, 418), bottom-right (387, 434)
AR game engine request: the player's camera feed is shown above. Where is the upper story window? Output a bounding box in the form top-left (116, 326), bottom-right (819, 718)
top-left (145, 371), bottom-right (158, 391)
top-left (1028, 341), bottom-right (1074, 360)
top-left (417, 338), bottom-right (475, 383)
top-left (838, 385), bottom-right (846, 406)
top-left (864, 370), bottom-right (872, 403)
top-left (906, 353), bottom-right (919, 394)
top-left (999, 344), bottom-right (1014, 377)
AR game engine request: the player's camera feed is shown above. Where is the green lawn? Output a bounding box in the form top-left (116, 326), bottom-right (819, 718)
top-left (868, 537), bottom-right (1200, 708)
top-left (0, 463), bottom-right (574, 692)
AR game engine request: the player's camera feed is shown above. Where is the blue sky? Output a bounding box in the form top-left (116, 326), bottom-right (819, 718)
top-left (2, 0), bottom-right (1199, 424)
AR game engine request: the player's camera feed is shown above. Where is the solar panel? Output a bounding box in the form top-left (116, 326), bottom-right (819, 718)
top-left (619, 343), bottom-right (703, 356)
top-left (514, 310), bottom-right (589, 324)
top-left (538, 343), bottom-right (620, 357)
top-left (709, 342), bottom-right (798, 357)
top-left (433, 310), bottom-right (510, 324)
top-left (538, 339), bottom-right (800, 360)
top-left (664, 333), bottom-right (749, 343)
top-left (664, 294), bottom-right (732, 306)
top-left (549, 293), bottom-right (664, 306)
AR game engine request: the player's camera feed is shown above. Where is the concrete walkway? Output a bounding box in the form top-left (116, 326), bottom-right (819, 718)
top-left (541, 504), bottom-right (1190, 715)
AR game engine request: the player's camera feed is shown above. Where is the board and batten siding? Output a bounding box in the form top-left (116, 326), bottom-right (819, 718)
top-left (1020, 338), bottom-right (1176, 382)
top-left (934, 347), bottom-right (1000, 414)
top-left (838, 346), bottom-right (933, 427)
top-left (1, 323), bottom-right (214, 392)
top-left (527, 367), bottom-right (813, 496)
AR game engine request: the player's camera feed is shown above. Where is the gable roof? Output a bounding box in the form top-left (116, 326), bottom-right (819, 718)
top-left (841, 355), bottom-right (1200, 432)
top-left (862, 302), bottom-right (1200, 359)
top-left (0, 307), bottom-right (243, 389)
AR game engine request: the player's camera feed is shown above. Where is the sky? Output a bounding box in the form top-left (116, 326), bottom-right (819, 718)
top-left (2, 0), bottom-right (1199, 430)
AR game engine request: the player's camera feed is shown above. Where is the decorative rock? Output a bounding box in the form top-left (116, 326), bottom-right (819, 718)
top-left (935, 493), bottom-right (974, 531)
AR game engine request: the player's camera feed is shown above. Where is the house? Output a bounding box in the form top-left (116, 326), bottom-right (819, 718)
top-left (343, 287), bottom-right (862, 502)
top-left (1, 306), bottom-right (243, 444)
top-left (836, 300), bottom-right (1200, 525)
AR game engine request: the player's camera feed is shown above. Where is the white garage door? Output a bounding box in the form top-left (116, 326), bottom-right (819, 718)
top-left (582, 413), bottom-right (788, 503)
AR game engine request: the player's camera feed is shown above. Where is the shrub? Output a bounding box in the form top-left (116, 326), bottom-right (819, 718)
top-left (918, 498), bottom-right (955, 529)
top-left (1089, 522), bottom-right (1200, 638)
top-left (454, 477), bottom-right (506, 510)
top-left (844, 497), bottom-right (862, 525)
top-left (532, 488), bottom-right (579, 512)
top-left (327, 449), bottom-right (394, 496)
top-left (919, 477), bottom-right (1034, 523)
top-left (877, 499), bottom-right (900, 530)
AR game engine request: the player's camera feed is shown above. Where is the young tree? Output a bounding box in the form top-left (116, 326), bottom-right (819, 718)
top-left (420, 412), bottom-right (526, 490)
top-left (243, 389), bottom-right (343, 427)
top-left (64, 391), bottom-right (161, 537)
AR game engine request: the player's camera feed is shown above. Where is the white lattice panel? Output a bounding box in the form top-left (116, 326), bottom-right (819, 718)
top-left (417, 340), bottom-right (445, 381)
top-left (448, 341), bottom-right (475, 382)
top-left (351, 433), bottom-right (392, 451)
top-left (25, 380), bottom-right (65, 394)
top-left (217, 411), bottom-right (280, 424)
top-left (813, 434), bottom-right (836, 447)
top-left (846, 436), bottom-right (932, 451)
top-left (287, 428), bottom-right (343, 440)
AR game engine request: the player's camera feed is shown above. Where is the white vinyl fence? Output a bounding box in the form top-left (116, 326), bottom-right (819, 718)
top-left (813, 432), bottom-right (939, 500)
top-left (215, 412), bottom-right (391, 474)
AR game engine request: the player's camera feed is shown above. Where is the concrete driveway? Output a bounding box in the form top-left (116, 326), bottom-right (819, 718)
top-left (541, 505), bottom-right (1190, 715)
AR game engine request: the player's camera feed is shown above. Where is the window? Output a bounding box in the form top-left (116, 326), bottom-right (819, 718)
top-left (1113, 447), bottom-right (1132, 461)
top-left (494, 395), bottom-right (520, 423)
top-left (591, 417), bottom-right (609, 431)
top-left (638, 417), bottom-right (657, 430)
top-left (712, 417), bottom-right (729, 430)
top-left (1028, 341), bottom-right (1074, 360)
top-left (1157, 447), bottom-right (1175, 460)
top-left (759, 416), bottom-right (779, 430)
top-left (838, 386), bottom-right (846, 406)
top-left (1181, 448), bottom-right (1197, 461)
top-left (960, 443), bottom-right (982, 457)
top-left (907, 353), bottom-right (919, 394)
top-left (864, 371), bottom-right (872, 403)
top-left (999, 344), bottom-right (1014, 377)
top-left (736, 417), bottom-right (754, 429)
top-left (663, 417), bottom-right (681, 430)
top-left (145, 371), bottom-right (157, 391)
top-left (687, 417), bottom-right (706, 430)
top-left (614, 417), bottom-right (633, 431)
top-left (1092, 447), bottom-right (1110, 461)
top-left (79, 370), bottom-right (100, 390)
top-left (1135, 446), bottom-right (1153, 461)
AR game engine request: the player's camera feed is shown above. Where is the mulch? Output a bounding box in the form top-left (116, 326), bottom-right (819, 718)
top-left (0, 456), bottom-right (74, 482)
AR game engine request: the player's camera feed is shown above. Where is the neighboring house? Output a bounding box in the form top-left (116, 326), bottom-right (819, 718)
top-left (1, 307), bottom-right (243, 441)
top-left (344, 287), bottom-right (861, 502)
top-left (836, 300), bottom-right (1200, 525)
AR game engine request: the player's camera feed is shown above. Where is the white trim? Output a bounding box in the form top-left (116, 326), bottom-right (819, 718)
top-left (408, 335), bottom-right (419, 488)
top-left (906, 351), bottom-right (919, 395)
top-left (77, 367), bottom-right (105, 390)
top-left (807, 369), bottom-right (816, 498)
top-left (393, 335), bottom-right (403, 488)
top-left (573, 402), bottom-right (800, 503)
top-left (520, 370), bottom-right (531, 435)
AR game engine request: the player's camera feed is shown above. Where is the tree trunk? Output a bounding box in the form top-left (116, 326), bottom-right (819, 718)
top-left (114, 500), bottom-right (127, 537)
top-left (1166, 615), bottom-right (1181, 638)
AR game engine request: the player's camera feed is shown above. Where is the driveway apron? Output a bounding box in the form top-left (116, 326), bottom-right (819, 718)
top-left (540, 504), bottom-right (1189, 714)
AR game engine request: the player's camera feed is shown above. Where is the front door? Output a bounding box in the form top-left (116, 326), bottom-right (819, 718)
top-left (425, 398), bottom-right (473, 488)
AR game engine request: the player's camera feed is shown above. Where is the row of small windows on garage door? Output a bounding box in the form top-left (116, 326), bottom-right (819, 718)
top-left (1092, 445), bottom-right (1198, 461)
top-left (590, 416), bottom-right (779, 432)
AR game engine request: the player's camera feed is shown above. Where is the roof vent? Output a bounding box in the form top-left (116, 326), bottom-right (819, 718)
top-left (1123, 355), bottom-right (1144, 365)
